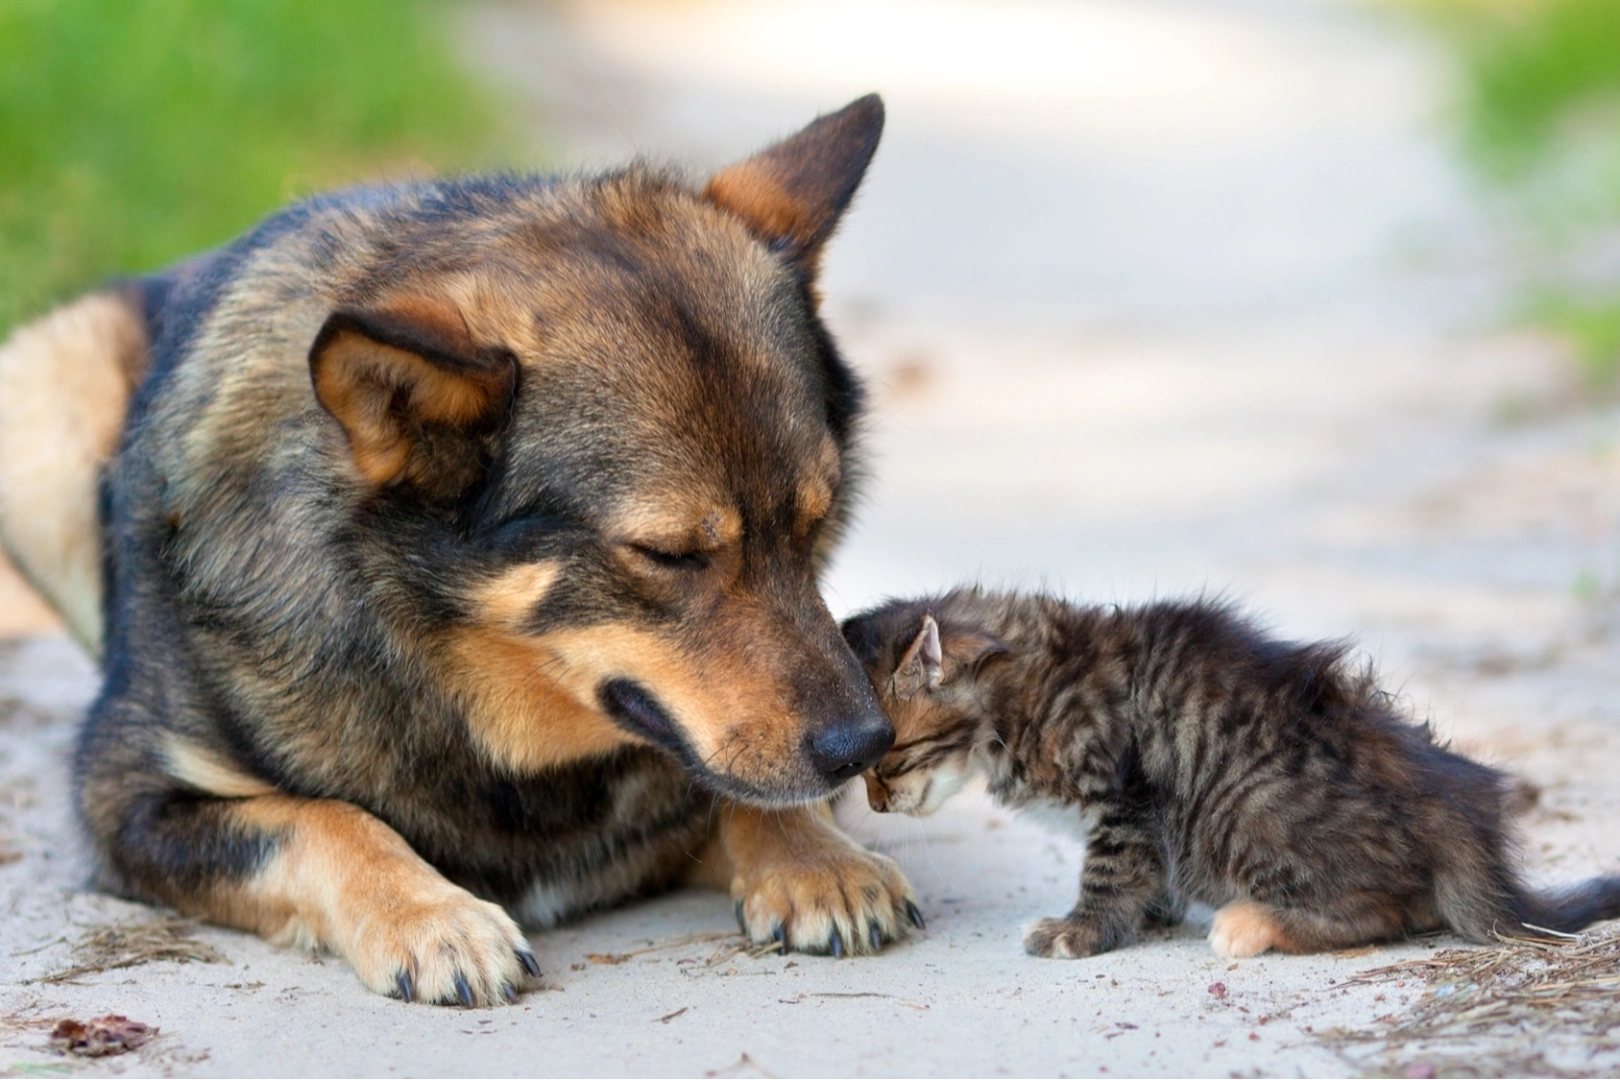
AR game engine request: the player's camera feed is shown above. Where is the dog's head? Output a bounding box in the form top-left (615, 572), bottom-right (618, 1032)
top-left (307, 97), bottom-right (891, 804)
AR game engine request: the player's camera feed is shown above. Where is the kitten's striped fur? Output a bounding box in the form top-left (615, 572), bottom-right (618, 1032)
top-left (843, 590), bottom-right (1620, 958)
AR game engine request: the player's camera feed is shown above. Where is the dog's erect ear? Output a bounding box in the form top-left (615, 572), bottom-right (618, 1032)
top-left (893, 614), bottom-right (943, 699)
top-left (705, 93), bottom-right (884, 272)
top-left (309, 299), bottom-right (517, 499)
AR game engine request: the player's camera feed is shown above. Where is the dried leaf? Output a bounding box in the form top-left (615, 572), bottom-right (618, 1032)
top-left (50, 1015), bottom-right (154, 1057)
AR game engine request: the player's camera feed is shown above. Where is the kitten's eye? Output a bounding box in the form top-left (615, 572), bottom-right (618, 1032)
top-left (630, 544), bottom-right (710, 572)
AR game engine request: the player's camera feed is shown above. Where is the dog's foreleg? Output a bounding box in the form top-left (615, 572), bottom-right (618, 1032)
top-left (702, 799), bottom-right (922, 957)
top-left (99, 788), bottom-right (536, 1006)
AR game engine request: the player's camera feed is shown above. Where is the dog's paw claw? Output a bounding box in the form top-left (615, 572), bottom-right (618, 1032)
top-left (734, 842), bottom-right (916, 958)
top-left (349, 880), bottom-right (531, 1007)
top-left (516, 949), bottom-right (541, 978)
top-left (906, 899), bottom-right (926, 930)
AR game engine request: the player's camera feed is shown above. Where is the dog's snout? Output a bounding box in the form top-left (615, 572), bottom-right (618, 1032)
top-left (806, 713), bottom-right (894, 785)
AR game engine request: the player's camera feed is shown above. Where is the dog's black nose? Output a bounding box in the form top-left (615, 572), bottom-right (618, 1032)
top-left (806, 715), bottom-right (895, 784)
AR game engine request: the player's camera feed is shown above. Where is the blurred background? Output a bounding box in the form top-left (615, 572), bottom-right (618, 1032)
top-left (1, 0), bottom-right (1617, 668)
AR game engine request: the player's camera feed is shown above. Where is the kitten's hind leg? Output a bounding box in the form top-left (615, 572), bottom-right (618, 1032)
top-left (1210, 896), bottom-right (1412, 958)
top-left (1024, 801), bottom-right (1163, 959)
top-left (1209, 902), bottom-right (1287, 958)
top-left (1142, 889), bottom-right (1187, 929)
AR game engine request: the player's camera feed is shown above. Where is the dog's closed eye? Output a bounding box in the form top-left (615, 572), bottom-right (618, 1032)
top-left (629, 544), bottom-right (710, 572)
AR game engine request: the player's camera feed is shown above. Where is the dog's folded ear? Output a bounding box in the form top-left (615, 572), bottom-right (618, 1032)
top-left (309, 299), bottom-right (517, 499)
top-left (705, 93), bottom-right (884, 273)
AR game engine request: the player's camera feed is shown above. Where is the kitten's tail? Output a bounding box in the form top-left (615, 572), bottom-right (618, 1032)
top-left (1511, 878), bottom-right (1620, 937)
top-left (1429, 770), bottom-right (1620, 940)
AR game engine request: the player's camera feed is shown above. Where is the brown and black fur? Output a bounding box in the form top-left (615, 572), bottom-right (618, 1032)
top-left (0, 96), bottom-right (923, 1006)
top-left (843, 589), bottom-right (1620, 959)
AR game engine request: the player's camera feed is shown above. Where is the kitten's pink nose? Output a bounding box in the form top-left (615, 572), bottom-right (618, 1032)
top-left (864, 773), bottom-right (891, 812)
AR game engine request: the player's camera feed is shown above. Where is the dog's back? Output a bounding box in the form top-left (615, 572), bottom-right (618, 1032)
top-left (0, 285), bottom-right (153, 651)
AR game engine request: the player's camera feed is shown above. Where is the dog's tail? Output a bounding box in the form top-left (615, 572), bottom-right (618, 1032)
top-left (0, 285), bottom-right (155, 655)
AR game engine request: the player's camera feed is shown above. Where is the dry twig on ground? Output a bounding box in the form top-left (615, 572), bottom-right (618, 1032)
top-left (34, 915), bottom-right (227, 985)
top-left (1318, 924), bottom-right (1620, 1076)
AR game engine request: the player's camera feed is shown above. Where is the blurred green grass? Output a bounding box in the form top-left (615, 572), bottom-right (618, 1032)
top-left (1434, 0), bottom-right (1620, 174)
top-left (1419, 0), bottom-right (1620, 390)
top-left (0, 0), bottom-right (509, 336)
top-left (1535, 294), bottom-right (1620, 390)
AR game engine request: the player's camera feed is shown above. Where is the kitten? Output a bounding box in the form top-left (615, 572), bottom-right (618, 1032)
top-left (841, 589), bottom-right (1620, 959)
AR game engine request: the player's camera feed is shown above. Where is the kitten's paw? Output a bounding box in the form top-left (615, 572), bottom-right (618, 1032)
top-left (339, 880), bottom-right (538, 1006)
top-left (1209, 901), bottom-right (1283, 959)
top-left (735, 845), bottom-right (919, 958)
top-left (1023, 915), bottom-right (1119, 959)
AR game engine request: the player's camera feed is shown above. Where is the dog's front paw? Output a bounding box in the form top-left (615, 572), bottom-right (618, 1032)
top-left (343, 879), bottom-right (538, 1006)
top-left (1023, 914), bottom-right (1122, 959)
top-left (732, 836), bottom-right (920, 957)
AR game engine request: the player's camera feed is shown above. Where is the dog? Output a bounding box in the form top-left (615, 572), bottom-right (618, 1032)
top-left (0, 95), bottom-right (922, 1006)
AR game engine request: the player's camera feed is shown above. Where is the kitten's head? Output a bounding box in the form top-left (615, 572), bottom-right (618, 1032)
top-left (841, 596), bottom-right (1010, 816)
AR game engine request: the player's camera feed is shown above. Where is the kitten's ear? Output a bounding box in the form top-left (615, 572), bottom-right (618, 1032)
top-left (943, 630), bottom-right (1011, 677)
top-left (893, 614), bottom-right (943, 699)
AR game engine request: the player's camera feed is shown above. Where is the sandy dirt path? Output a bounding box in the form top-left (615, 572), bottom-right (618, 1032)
top-left (3, 1), bottom-right (1619, 1076)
